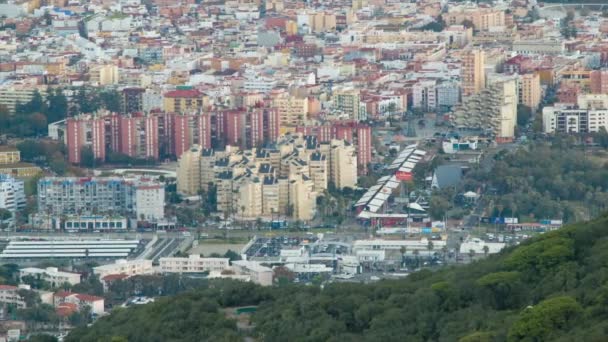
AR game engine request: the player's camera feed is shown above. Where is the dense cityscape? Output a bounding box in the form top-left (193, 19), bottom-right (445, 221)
top-left (0, 0), bottom-right (606, 340)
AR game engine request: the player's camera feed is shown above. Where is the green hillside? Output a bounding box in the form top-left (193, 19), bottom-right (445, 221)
top-left (66, 213), bottom-right (608, 342)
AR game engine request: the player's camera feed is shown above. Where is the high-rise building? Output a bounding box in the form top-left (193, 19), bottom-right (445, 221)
top-left (118, 115), bottom-right (159, 160)
top-left (272, 91), bottom-right (309, 127)
top-left (122, 88), bottom-right (145, 114)
top-left (590, 70), bottom-right (608, 94)
top-left (333, 87), bottom-right (363, 121)
top-left (461, 49), bottom-right (486, 97)
top-left (356, 125), bottom-right (372, 175)
top-left (452, 78), bottom-right (517, 143)
top-left (66, 115), bottom-right (106, 164)
top-left (37, 177), bottom-right (165, 220)
top-left (329, 140), bottom-right (358, 189)
top-left (163, 88), bottom-right (208, 113)
top-left (0, 174), bottom-right (25, 225)
top-left (519, 73), bottom-right (542, 111)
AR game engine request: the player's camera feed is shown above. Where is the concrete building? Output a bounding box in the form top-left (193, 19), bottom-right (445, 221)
top-left (0, 85), bottom-right (47, 114)
top-left (289, 175), bottom-right (317, 221)
top-left (37, 177), bottom-right (164, 220)
top-left (66, 115), bottom-right (106, 164)
top-left (20, 267), bottom-right (81, 287)
top-left (452, 78), bottom-right (517, 142)
top-left (89, 64), bottom-right (119, 85)
top-left (163, 88), bottom-right (208, 114)
top-left (272, 91), bottom-right (308, 127)
top-left (329, 140), bottom-right (357, 189)
top-left (519, 73), bottom-right (542, 111)
top-left (590, 70), bottom-right (608, 94)
top-left (230, 260), bottom-right (273, 286)
top-left (159, 255), bottom-right (230, 273)
top-left (542, 104), bottom-right (608, 134)
top-left (512, 39), bottom-right (565, 56)
top-left (93, 259), bottom-right (154, 279)
top-left (0, 147), bottom-right (41, 178)
top-left (0, 285), bottom-right (26, 309)
top-left (333, 87), bottom-right (363, 121)
top-left (54, 291), bottom-right (104, 315)
top-left (445, 7), bottom-right (505, 32)
top-left (412, 80), bottom-right (437, 111)
top-left (0, 175), bottom-right (25, 225)
top-left (461, 49), bottom-right (485, 97)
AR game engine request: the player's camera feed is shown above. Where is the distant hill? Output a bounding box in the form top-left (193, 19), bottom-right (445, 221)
top-left (67, 213), bottom-right (608, 342)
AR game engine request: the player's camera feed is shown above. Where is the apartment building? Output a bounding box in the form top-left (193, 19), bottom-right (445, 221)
top-left (452, 78), bottom-right (517, 142)
top-left (93, 259), bottom-right (154, 279)
top-left (20, 267), bottom-right (81, 287)
top-left (333, 87), bottom-right (364, 121)
top-left (519, 73), bottom-right (542, 111)
top-left (0, 285), bottom-right (26, 309)
top-left (89, 64), bottom-right (119, 85)
top-left (37, 176), bottom-right (164, 220)
top-left (0, 148), bottom-right (21, 165)
top-left (66, 115), bottom-right (106, 164)
top-left (461, 49), bottom-right (486, 97)
top-left (0, 84), bottom-right (47, 113)
top-left (542, 96), bottom-right (608, 134)
top-left (272, 91), bottom-right (308, 127)
top-left (163, 88), bottom-right (209, 113)
top-left (590, 70), bottom-right (608, 94)
top-left (329, 139), bottom-right (357, 189)
top-left (445, 7), bottom-right (505, 32)
top-left (159, 255), bottom-right (230, 273)
top-left (0, 175), bottom-right (25, 223)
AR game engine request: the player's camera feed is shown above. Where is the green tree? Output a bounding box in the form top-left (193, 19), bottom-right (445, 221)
top-left (508, 296), bottom-right (582, 341)
top-left (80, 146), bottom-right (96, 168)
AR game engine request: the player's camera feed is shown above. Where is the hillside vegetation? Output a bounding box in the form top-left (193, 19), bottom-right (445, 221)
top-left (67, 213), bottom-right (608, 342)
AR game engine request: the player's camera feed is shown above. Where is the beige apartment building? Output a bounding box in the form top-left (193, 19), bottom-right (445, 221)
top-left (445, 7), bottom-right (505, 31)
top-left (93, 259), bottom-right (154, 279)
top-left (333, 87), bottom-right (363, 120)
top-left (159, 255), bottom-right (230, 273)
top-left (452, 78), bottom-right (517, 143)
top-left (0, 85), bottom-right (47, 113)
top-left (461, 49), bottom-right (486, 97)
top-left (176, 134), bottom-right (356, 221)
top-left (272, 91), bottom-right (308, 128)
top-left (176, 146), bottom-right (202, 194)
top-left (329, 140), bottom-right (358, 190)
top-left (89, 64), bottom-right (119, 85)
top-left (519, 73), bottom-right (541, 111)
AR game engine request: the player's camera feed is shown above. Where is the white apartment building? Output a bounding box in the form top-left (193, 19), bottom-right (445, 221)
top-left (0, 285), bottom-right (25, 309)
top-left (412, 80), bottom-right (437, 111)
top-left (20, 267), bottom-right (81, 287)
top-left (93, 259), bottom-right (154, 279)
top-left (159, 255), bottom-right (230, 273)
top-left (0, 175), bottom-right (25, 224)
top-left (542, 106), bottom-right (608, 134)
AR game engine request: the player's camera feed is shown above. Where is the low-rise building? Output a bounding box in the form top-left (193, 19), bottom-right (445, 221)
top-left (20, 267), bottom-right (81, 287)
top-left (230, 260), bottom-right (273, 286)
top-left (93, 259), bottom-right (154, 279)
top-left (54, 291), bottom-right (105, 316)
top-left (159, 255), bottom-right (230, 273)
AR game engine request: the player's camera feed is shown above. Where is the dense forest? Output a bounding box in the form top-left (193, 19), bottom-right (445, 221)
top-left (66, 213), bottom-right (608, 341)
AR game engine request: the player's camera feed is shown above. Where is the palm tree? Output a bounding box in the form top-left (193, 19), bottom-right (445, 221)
top-left (468, 249), bottom-right (476, 263)
top-left (427, 240), bottom-right (434, 258)
top-left (482, 245), bottom-right (490, 258)
top-left (399, 246), bottom-right (407, 267)
top-left (441, 245), bottom-right (448, 263)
